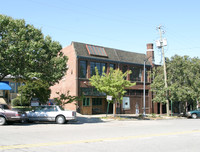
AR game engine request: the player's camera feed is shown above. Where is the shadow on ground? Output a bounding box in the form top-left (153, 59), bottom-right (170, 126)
top-left (73, 116), bottom-right (105, 124)
top-left (3, 116), bottom-right (105, 126)
top-left (115, 115), bottom-right (151, 120)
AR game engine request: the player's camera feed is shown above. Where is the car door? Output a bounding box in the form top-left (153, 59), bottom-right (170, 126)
top-left (45, 106), bottom-right (58, 121)
top-left (37, 106), bottom-right (48, 121)
top-left (28, 106), bottom-right (45, 121)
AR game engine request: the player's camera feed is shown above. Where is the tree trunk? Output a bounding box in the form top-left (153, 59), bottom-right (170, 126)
top-left (166, 99), bottom-right (169, 116)
top-left (113, 102), bottom-right (116, 117)
top-left (185, 101), bottom-right (188, 113)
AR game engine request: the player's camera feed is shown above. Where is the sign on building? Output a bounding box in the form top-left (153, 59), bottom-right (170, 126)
top-left (123, 97), bottom-right (130, 110)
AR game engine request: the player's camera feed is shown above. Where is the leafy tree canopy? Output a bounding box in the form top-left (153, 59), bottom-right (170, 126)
top-left (0, 14), bottom-right (68, 85)
top-left (18, 80), bottom-right (51, 105)
top-left (90, 67), bottom-right (135, 114)
top-left (151, 55), bottom-right (200, 112)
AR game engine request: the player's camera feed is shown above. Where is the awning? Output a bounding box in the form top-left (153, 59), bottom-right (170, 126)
top-left (0, 98), bottom-right (7, 104)
top-left (0, 82), bottom-right (12, 90)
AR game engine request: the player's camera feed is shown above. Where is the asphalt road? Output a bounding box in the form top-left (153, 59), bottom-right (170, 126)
top-left (0, 117), bottom-right (200, 152)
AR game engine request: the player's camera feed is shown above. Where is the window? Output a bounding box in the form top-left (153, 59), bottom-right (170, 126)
top-left (92, 98), bottom-right (102, 105)
top-left (122, 65), bottom-right (128, 73)
top-left (125, 89), bottom-right (130, 95)
top-left (83, 98), bottom-right (90, 106)
top-left (10, 82), bottom-right (23, 93)
top-left (90, 62), bottom-right (107, 77)
top-left (122, 65), bottom-right (128, 80)
top-left (109, 63), bottom-right (115, 70)
top-left (10, 82), bottom-right (16, 93)
top-left (80, 88), bottom-right (106, 96)
top-left (46, 106), bottom-right (58, 112)
top-left (145, 68), bottom-right (148, 82)
top-left (80, 60), bottom-right (87, 78)
top-left (130, 66), bottom-right (142, 82)
top-left (130, 90), bottom-right (135, 95)
top-left (16, 82), bottom-right (21, 93)
top-left (136, 90), bottom-right (142, 95)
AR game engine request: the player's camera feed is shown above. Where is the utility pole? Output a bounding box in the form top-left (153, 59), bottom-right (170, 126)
top-left (156, 25), bottom-right (169, 116)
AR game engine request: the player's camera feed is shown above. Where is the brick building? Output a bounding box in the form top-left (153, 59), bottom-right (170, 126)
top-left (50, 42), bottom-right (158, 115)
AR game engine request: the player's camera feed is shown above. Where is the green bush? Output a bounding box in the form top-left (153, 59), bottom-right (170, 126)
top-left (11, 96), bottom-right (30, 106)
top-left (11, 98), bottom-right (21, 106)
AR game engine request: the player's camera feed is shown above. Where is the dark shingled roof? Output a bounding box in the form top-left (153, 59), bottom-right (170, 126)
top-left (72, 42), bottom-right (151, 66)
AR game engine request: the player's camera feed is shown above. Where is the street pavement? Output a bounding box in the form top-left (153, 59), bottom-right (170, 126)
top-left (0, 115), bottom-right (200, 152)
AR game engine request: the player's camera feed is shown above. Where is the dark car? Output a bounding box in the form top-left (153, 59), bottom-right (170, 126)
top-left (186, 108), bottom-right (200, 119)
top-left (0, 104), bottom-right (27, 125)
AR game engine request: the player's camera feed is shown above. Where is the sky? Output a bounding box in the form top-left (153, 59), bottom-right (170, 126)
top-left (1, 0), bottom-right (200, 64)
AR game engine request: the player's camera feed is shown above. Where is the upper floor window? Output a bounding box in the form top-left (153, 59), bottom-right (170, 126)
top-left (9, 82), bottom-right (22, 93)
top-left (80, 60), bottom-right (87, 78)
top-left (90, 62), bottom-right (107, 77)
top-left (10, 82), bottom-right (16, 93)
top-left (145, 68), bottom-right (148, 82)
top-left (109, 63), bottom-right (115, 70)
top-left (122, 65), bottom-right (128, 80)
top-left (130, 66), bottom-right (142, 82)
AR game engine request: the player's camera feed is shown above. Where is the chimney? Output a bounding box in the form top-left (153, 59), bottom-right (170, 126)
top-left (146, 43), bottom-right (155, 66)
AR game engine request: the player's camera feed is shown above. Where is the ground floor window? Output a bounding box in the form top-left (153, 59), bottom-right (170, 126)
top-left (92, 98), bottom-right (102, 105)
top-left (83, 98), bottom-right (90, 106)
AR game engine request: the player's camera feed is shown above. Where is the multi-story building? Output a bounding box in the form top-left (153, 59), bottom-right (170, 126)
top-left (50, 42), bottom-right (158, 115)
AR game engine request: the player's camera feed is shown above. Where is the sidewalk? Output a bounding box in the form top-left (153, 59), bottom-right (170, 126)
top-left (76, 113), bottom-right (186, 122)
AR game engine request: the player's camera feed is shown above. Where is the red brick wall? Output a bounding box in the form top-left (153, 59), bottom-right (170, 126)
top-left (50, 44), bottom-right (78, 111)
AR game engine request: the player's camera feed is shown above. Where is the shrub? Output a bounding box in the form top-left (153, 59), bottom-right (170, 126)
top-left (11, 96), bottom-right (30, 106)
top-left (11, 98), bottom-right (21, 106)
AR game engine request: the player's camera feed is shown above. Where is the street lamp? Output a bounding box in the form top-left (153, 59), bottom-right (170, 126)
top-left (143, 56), bottom-right (152, 116)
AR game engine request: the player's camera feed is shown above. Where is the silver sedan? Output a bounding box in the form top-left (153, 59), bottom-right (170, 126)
top-left (26, 105), bottom-right (76, 124)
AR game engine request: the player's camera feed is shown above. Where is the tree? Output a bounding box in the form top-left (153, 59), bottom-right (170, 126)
top-left (151, 66), bottom-right (167, 104)
top-left (190, 58), bottom-right (200, 104)
top-left (90, 67), bottom-right (135, 115)
top-left (17, 80), bottom-right (51, 105)
top-left (151, 55), bottom-right (200, 114)
top-left (0, 14), bottom-right (68, 85)
top-left (53, 91), bottom-right (83, 107)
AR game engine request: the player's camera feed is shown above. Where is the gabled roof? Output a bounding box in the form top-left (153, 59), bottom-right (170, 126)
top-left (72, 42), bottom-right (151, 66)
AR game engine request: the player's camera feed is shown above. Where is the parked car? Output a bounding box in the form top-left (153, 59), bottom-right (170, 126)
top-left (186, 108), bottom-right (200, 119)
top-left (26, 105), bottom-right (76, 124)
top-left (0, 104), bottom-right (27, 125)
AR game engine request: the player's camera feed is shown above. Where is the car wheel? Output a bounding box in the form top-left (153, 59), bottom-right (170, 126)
top-left (192, 113), bottom-right (197, 119)
top-left (56, 115), bottom-right (66, 124)
top-left (0, 116), bottom-right (6, 125)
